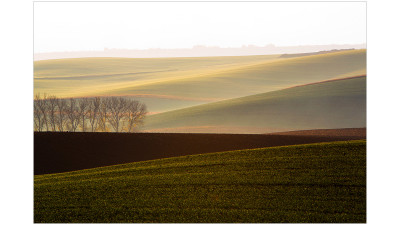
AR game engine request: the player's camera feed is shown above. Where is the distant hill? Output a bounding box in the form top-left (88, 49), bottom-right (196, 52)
top-left (34, 44), bottom-right (366, 61)
top-left (105, 49), bottom-right (366, 98)
top-left (34, 54), bottom-right (280, 112)
top-left (143, 76), bottom-right (366, 133)
top-left (34, 49), bottom-right (365, 114)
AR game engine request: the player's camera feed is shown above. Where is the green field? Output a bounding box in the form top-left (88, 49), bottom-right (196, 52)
top-left (34, 49), bottom-right (365, 114)
top-left (143, 76), bottom-right (366, 133)
top-left (35, 140), bottom-right (366, 223)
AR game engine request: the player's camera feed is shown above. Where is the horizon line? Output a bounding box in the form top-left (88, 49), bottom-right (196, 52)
top-left (34, 43), bottom-right (366, 61)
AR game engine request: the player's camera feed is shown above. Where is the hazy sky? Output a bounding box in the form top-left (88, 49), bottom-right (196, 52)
top-left (34, 2), bottom-right (366, 53)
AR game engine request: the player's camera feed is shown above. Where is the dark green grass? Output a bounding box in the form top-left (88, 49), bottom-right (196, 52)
top-left (34, 140), bottom-right (366, 223)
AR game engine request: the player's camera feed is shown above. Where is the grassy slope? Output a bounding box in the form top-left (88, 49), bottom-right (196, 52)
top-left (35, 140), bottom-right (366, 223)
top-left (34, 54), bottom-right (279, 97)
top-left (34, 50), bottom-right (365, 113)
top-left (144, 76), bottom-right (366, 133)
top-left (106, 49), bottom-right (365, 100)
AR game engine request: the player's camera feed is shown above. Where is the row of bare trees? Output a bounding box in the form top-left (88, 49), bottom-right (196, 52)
top-left (34, 94), bottom-right (147, 132)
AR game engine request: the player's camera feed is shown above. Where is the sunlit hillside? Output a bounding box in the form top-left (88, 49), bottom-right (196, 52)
top-left (108, 49), bottom-right (365, 98)
top-left (143, 76), bottom-right (366, 133)
top-left (34, 54), bottom-right (280, 96)
top-left (34, 49), bottom-right (365, 113)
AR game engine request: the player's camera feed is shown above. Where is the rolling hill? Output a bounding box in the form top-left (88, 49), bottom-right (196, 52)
top-left (34, 54), bottom-right (280, 97)
top-left (143, 75), bottom-right (366, 133)
top-left (35, 140), bottom-right (366, 223)
top-left (104, 49), bottom-right (366, 98)
top-left (34, 49), bottom-right (365, 113)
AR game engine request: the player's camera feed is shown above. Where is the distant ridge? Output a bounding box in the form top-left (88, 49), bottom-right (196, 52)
top-left (279, 48), bottom-right (356, 58)
top-left (34, 44), bottom-right (366, 61)
top-left (283, 74), bottom-right (366, 90)
top-left (267, 128), bottom-right (366, 138)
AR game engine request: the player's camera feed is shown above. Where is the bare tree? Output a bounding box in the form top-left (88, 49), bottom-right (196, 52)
top-left (36, 93), bottom-right (49, 131)
top-left (65, 98), bottom-right (80, 132)
top-left (125, 100), bottom-right (147, 132)
top-left (97, 98), bottom-right (109, 132)
top-left (77, 98), bottom-right (90, 132)
top-left (34, 94), bottom-right (44, 131)
top-left (47, 95), bottom-right (58, 131)
top-left (34, 100), bottom-right (40, 131)
top-left (33, 94), bottom-right (147, 133)
top-left (107, 97), bottom-right (128, 132)
top-left (88, 97), bottom-right (101, 132)
top-left (55, 98), bottom-right (68, 131)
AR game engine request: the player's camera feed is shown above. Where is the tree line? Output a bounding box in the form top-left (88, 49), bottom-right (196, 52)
top-left (34, 94), bottom-right (147, 132)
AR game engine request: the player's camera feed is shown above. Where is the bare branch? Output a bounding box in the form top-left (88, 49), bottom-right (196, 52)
top-left (107, 97), bottom-right (128, 132)
top-left (88, 97), bottom-right (101, 132)
top-left (97, 98), bottom-right (109, 132)
top-left (125, 100), bottom-right (147, 132)
top-left (77, 98), bottom-right (90, 132)
top-left (37, 93), bottom-right (49, 131)
top-left (66, 98), bottom-right (80, 132)
top-left (34, 93), bottom-right (44, 131)
top-left (55, 98), bottom-right (68, 131)
top-left (47, 95), bottom-right (58, 131)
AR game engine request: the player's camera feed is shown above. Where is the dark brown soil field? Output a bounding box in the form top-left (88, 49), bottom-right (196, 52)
top-left (34, 129), bottom-right (366, 175)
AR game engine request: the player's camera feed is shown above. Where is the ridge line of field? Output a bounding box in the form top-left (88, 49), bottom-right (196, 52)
top-left (281, 74), bottom-right (366, 90)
